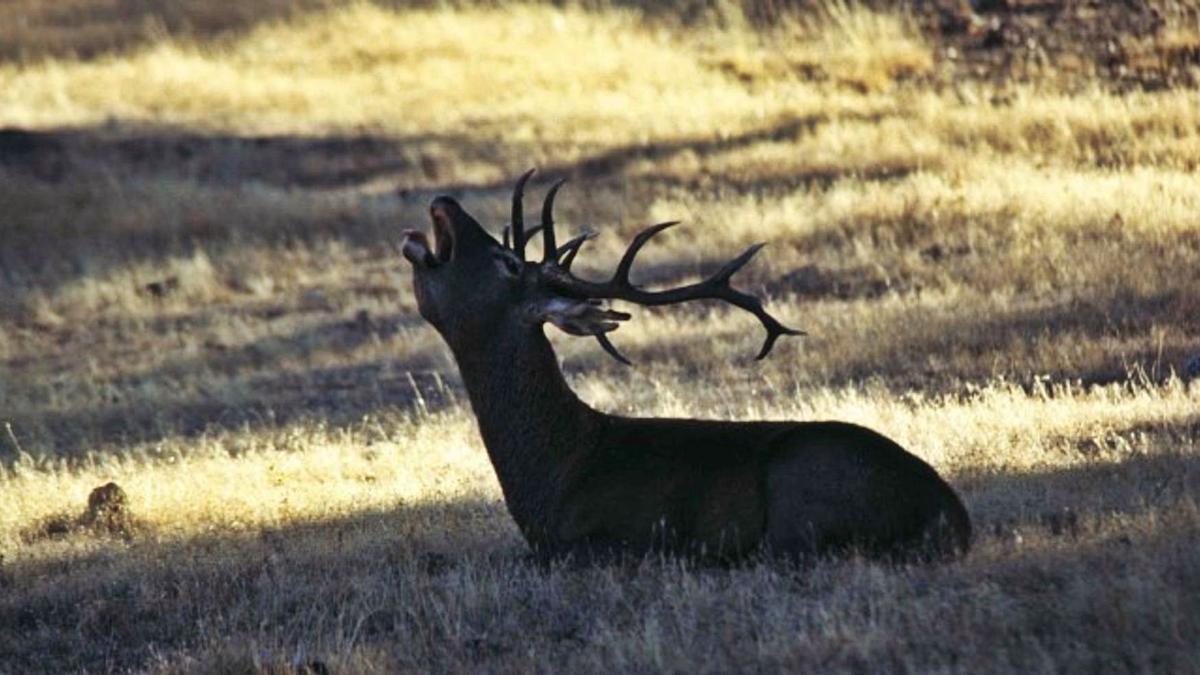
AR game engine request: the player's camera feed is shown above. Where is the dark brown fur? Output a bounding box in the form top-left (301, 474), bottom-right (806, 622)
top-left (401, 181), bottom-right (971, 564)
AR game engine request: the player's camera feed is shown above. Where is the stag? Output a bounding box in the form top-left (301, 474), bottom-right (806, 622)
top-left (401, 170), bottom-right (971, 563)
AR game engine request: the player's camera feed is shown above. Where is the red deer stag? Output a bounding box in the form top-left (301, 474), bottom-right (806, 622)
top-left (401, 170), bottom-right (971, 563)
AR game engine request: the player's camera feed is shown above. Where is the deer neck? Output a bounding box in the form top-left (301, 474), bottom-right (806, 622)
top-left (446, 322), bottom-right (601, 538)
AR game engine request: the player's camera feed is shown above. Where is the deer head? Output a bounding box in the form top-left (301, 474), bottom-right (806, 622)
top-left (402, 169), bottom-right (803, 363)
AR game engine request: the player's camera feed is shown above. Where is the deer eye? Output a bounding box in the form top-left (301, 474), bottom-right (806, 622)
top-left (493, 251), bottom-right (523, 278)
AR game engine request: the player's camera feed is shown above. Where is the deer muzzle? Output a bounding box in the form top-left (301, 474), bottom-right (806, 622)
top-left (401, 229), bottom-right (437, 268)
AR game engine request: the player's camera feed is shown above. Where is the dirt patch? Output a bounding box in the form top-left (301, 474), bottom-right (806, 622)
top-left (916, 0), bottom-right (1200, 90)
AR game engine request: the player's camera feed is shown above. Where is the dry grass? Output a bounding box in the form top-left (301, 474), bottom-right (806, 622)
top-left (2, 1), bottom-right (1199, 672)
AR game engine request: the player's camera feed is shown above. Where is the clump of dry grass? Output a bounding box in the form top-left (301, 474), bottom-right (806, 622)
top-left (703, 0), bottom-right (933, 92)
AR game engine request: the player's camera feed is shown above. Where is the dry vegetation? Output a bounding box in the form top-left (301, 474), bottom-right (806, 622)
top-left (2, 1), bottom-right (1199, 672)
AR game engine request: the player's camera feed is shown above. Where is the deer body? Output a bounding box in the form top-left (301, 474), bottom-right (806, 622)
top-left (402, 172), bottom-right (971, 562)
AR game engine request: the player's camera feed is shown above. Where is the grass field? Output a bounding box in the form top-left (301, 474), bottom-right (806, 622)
top-left (2, 1), bottom-right (1200, 672)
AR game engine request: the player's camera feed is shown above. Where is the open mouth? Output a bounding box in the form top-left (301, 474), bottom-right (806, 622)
top-left (430, 204), bottom-right (454, 264)
top-left (402, 203), bottom-right (457, 269)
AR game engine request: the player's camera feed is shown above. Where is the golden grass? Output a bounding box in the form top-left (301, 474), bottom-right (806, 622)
top-left (0, 4), bottom-right (824, 139)
top-left (5, 378), bottom-right (1194, 543)
top-left (2, 1), bottom-right (1199, 671)
top-left (700, 0), bottom-right (934, 92)
top-left (3, 379), bottom-right (1198, 672)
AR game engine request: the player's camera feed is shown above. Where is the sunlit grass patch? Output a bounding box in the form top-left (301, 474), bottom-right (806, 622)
top-left (3, 375), bottom-right (1196, 559)
top-left (0, 3), bottom-right (828, 138)
top-left (627, 158), bottom-right (1200, 297)
top-left (913, 86), bottom-right (1200, 169)
top-left (702, 0), bottom-right (933, 93)
top-left (0, 411), bottom-right (490, 550)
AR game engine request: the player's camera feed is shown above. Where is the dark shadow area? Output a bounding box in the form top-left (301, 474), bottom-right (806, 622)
top-left (4, 112), bottom-right (1197, 461)
top-left (4, 0), bottom-right (622, 64)
top-left (0, 112), bottom-right (901, 312)
top-left (5, 313), bottom-right (458, 461)
top-left (0, 0), bottom-right (971, 64)
top-left (0, 497), bottom-right (526, 673)
top-left (560, 282), bottom-right (1200, 397)
top-left (2, 438), bottom-right (1198, 672)
top-left (803, 287), bottom-right (1200, 394)
top-left (0, 112), bottom-right (889, 191)
top-left (958, 417), bottom-right (1200, 533)
top-left (0, 125), bottom-right (466, 188)
top-left (5, 268), bottom-right (1196, 462)
top-left (0, 0), bottom-right (326, 63)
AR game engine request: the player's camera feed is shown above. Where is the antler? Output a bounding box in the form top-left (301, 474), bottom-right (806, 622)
top-left (534, 180), bottom-right (803, 364)
top-left (540, 178), bottom-right (567, 262)
top-left (509, 168), bottom-right (537, 260)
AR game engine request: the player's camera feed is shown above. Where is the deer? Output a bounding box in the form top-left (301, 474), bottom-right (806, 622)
top-left (400, 170), bottom-right (971, 564)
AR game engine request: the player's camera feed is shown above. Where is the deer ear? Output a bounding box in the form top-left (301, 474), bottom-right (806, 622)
top-left (524, 297), bottom-right (631, 336)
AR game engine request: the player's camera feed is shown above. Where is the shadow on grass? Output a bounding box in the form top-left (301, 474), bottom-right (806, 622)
top-left (566, 284), bottom-right (1199, 393)
top-left (0, 111), bottom-right (893, 191)
top-left (3, 113), bottom-right (1196, 461)
top-left (5, 312), bottom-right (458, 460)
top-left (1, 497), bottom-right (525, 672)
top-left (4, 282), bottom-right (1195, 461)
top-left (822, 287), bottom-right (1200, 392)
top-left (3, 440), bottom-right (1198, 672)
top-left (0, 0), bottom-right (331, 63)
top-left (0, 0), bottom-right (918, 65)
top-left (960, 415), bottom-right (1200, 530)
top-left (1, 113), bottom-right (904, 294)
top-left (4, 0), bottom-right (655, 64)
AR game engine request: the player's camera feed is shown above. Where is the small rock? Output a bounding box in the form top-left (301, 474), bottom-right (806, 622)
top-left (144, 276), bottom-right (180, 298)
top-left (80, 482), bottom-right (134, 537)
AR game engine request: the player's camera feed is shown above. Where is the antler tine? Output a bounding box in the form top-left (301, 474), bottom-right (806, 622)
top-left (721, 275), bottom-right (806, 360)
top-left (613, 221), bottom-right (678, 285)
top-left (541, 178), bottom-right (567, 263)
top-left (544, 223), bottom-right (804, 362)
top-left (595, 333), bottom-right (632, 366)
top-left (556, 231), bottom-right (596, 270)
top-left (511, 168), bottom-right (537, 259)
top-left (503, 222), bottom-right (541, 255)
top-left (693, 242), bottom-right (802, 358)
